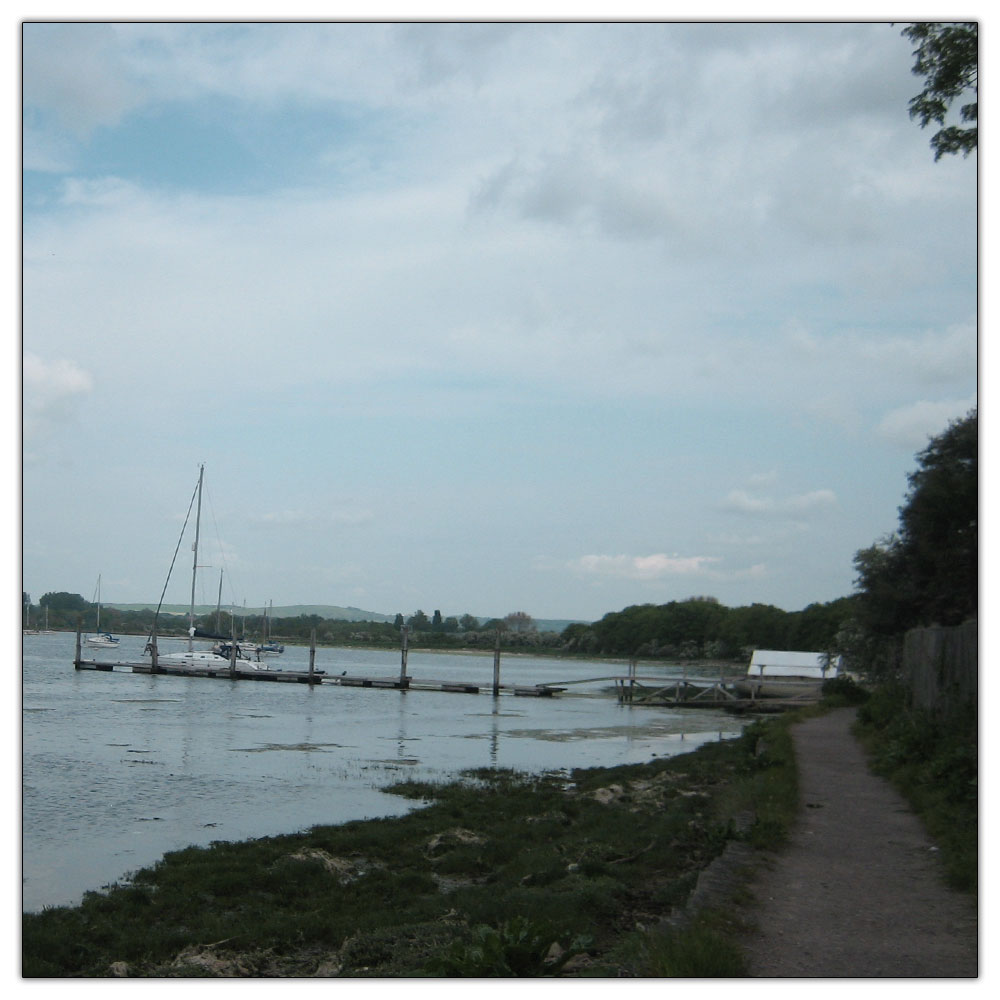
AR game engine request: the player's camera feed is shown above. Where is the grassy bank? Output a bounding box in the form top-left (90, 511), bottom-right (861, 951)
top-left (853, 684), bottom-right (977, 894)
top-left (23, 714), bottom-right (801, 978)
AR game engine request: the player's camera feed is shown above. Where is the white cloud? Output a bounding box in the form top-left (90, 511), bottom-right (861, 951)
top-left (859, 322), bottom-right (977, 387)
top-left (720, 486), bottom-right (837, 517)
top-left (23, 23), bottom-right (148, 139)
top-left (876, 397), bottom-right (978, 450)
top-left (252, 507), bottom-right (374, 527)
top-left (569, 554), bottom-right (722, 580)
top-left (18, 23), bottom-right (978, 619)
top-left (22, 353), bottom-right (94, 448)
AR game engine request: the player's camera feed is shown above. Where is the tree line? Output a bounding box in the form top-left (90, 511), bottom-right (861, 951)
top-left (24, 408), bottom-right (976, 669)
top-left (560, 596), bottom-right (856, 661)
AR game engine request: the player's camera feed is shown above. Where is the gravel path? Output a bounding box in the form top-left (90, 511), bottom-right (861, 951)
top-left (743, 707), bottom-right (978, 978)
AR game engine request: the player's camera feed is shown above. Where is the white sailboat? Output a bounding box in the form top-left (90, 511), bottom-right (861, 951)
top-left (150, 465), bottom-right (264, 672)
top-left (85, 576), bottom-right (120, 648)
top-left (41, 606), bottom-right (56, 635)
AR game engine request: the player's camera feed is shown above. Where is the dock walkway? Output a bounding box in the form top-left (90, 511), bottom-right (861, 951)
top-left (73, 658), bottom-right (563, 697)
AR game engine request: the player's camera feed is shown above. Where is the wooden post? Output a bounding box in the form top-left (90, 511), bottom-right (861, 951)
top-left (229, 636), bottom-right (237, 679)
top-left (400, 626), bottom-right (409, 688)
top-left (150, 629), bottom-right (159, 672)
top-left (74, 619), bottom-right (82, 669)
top-left (492, 630), bottom-right (501, 697)
top-left (309, 629), bottom-right (317, 683)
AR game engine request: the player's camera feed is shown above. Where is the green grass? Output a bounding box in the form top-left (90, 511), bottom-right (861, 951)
top-left (23, 716), bottom-right (802, 978)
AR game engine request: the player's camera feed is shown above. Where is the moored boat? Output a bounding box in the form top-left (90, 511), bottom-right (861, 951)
top-left (144, 466), bottom-right (262, 673)
top-left (85, 576), bottom-right (120, 648)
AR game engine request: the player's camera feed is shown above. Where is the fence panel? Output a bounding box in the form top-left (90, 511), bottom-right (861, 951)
top-left (903, 620), bottom-right (977, 718)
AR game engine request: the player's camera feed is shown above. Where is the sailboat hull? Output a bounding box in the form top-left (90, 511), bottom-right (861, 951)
top-left (86, 634), bottom-right (120, 648)
top-left (157, 650), bottom-right (267, 671)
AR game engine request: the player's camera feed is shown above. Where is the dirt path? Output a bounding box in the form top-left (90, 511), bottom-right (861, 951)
top-left (743, 707), bottom-right (978, 978)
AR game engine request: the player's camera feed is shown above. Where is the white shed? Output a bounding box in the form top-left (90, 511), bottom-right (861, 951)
top-left (747, 649), bottom-right (842, 679)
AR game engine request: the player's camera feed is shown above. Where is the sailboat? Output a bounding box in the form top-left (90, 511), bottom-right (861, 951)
top-left (40, 606), bottom-right (56, 635)
top-left (149, 465), bottom-right (263, 672)
top-left (85, 575), bottom-right (120, 648)
top-left (23, 599), bottom-right (39, 635)
top-left (256, 601), bottom-right (285, 654)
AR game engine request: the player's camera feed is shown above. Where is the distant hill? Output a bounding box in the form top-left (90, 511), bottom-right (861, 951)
top-left (107, 603), bottom-right (396, 623)
top-left (106, 604), bottom-right (587, 632)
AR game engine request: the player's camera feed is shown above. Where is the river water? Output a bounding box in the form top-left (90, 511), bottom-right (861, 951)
top-left (22, 631), bottom-right (744, 912)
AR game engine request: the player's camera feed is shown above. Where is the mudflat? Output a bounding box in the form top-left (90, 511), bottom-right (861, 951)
top-left (743, 707), bottom-right (977, 978)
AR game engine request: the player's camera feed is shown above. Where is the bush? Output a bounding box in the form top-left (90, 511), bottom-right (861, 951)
top-left (855, 685), bottom-right (977, 892)
top-left (821, 675), bottom-right (870, 705)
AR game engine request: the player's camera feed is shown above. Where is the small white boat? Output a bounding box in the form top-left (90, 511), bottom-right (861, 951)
top-left (85, 576), bottom-right (120, 648)
top-left (86, 632), bottom-right (120, 649)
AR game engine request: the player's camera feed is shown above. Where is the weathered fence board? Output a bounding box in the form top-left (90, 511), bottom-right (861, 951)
top-left (903, 620), bottom-right (977, 718)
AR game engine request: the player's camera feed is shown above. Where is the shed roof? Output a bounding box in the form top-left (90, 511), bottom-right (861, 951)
top-left (747, 649), bottom-right (842, 677)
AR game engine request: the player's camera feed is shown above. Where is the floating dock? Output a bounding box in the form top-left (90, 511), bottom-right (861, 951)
top-left (72, 630), bottom-right (812, 710)
top-left (73, 623), bottom-right (566, 697)
top-left (74, 657), bottom-right (563, 696)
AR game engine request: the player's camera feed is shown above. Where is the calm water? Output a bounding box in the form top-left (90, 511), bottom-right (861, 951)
top-left (22, 632), bottom-right (744, 912)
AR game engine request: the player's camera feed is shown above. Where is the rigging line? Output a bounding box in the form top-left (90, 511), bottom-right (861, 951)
top-left (202, 481), bottom-right (240, 611)
top-left (145, 472), bottom-right (200, 645)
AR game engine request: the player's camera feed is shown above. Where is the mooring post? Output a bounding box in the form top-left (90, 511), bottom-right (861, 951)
top-left (629, 657), bottom-right (636, 701)
top-left (74, 619), bottom-right (82, 669)
top-left (493, 630), bottom-right (501, 697)
top-left (229, 637), bottom-right (237, 679)
top-left (309, 629), bottom-right (317, 683)
top-left (150, 629), bottom-right (159, 672)
top-left (399, 626), bottom-right (409, 688)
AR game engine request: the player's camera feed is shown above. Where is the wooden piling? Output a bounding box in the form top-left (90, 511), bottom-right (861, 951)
top-left (399, 626), bottom-right (410, 688)
top-left (74, 620), bottom-right (82, 669)
top-left (309, 629), bottom-right (317, 683)
top-left (492, 631), bottom-right (501, 697)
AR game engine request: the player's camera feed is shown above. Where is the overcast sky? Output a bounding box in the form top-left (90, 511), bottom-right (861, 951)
top-left (20, 19), bottom-right (977, 624)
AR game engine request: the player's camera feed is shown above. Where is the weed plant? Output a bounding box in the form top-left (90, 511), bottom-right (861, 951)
top-left (23, 716), bottom-right (799, 978)
top-left (854, 684), bottom-right (977, 893)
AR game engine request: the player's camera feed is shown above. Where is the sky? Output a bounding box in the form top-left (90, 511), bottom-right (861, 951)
top-left (19, 17), bottom-right (978, 625)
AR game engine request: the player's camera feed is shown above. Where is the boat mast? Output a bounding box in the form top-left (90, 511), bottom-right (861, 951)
top-left (188, 464), bottom-right (204, 651)
top-left (215, 569), bottom-right (224, 632)
top-left (95, 574), bottom-right (101, 633)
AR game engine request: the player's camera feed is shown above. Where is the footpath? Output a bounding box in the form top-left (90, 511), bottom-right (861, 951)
top-left (742, 707), bottom-right (978, 978)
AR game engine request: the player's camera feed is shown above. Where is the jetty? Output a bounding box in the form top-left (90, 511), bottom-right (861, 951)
top-left (72, 626), bottom-right (564, 697)
top-left (593, 659), bottom-right (824, 712)
top-left (73, 628), bottom-right (818, 711)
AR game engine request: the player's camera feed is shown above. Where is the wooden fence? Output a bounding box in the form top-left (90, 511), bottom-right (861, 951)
top-left (903, 620), bottom-right (977, 718)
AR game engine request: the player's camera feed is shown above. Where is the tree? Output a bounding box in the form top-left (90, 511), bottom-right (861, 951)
top-left (432, 610), bottom-right (443, 631)
top-left (39, 592), bottom-right (89, 613)
top-left (407, 610), bottom-right (430, 631)
top-left (901, 22), bottom-right (978, 159)
top-left (504, 611), bottom-right (535, 634)
top-left (459, 614), bottom-right (480, 632)
top-left (895, 408), bottom-right (977, 624)
top-left (853, 408), bottom-right (977, 646)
